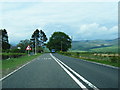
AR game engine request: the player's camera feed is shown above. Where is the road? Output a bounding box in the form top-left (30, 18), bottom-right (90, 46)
top-left (2, 53), bottom-right (119, 89)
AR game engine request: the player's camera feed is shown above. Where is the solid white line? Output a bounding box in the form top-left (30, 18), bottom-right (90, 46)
top-left (57, 58), bottom-right (99, 90)
top-left (0, 57), bottom-right (39, 81)
top-left (51, 53), bottom-right (99, 90)
top-left (80, 59), bottom-right (119, 69)
top-left (50, 53), bottom-right (88, 89)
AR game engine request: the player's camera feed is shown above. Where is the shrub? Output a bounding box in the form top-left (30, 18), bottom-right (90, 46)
top-left (2, 53), bottom-right (26, 60)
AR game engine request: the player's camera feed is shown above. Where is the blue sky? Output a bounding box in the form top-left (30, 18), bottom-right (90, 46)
top-left (0, 0), bottom-right (118, 45)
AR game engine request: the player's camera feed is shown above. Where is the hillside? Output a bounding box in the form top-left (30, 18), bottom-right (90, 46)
top-left (71, 38), bottom-right (118, 53)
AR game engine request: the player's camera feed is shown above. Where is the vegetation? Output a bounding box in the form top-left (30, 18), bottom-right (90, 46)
top-left (2, 53), bottom-right (26, 60)
top-left (71, 39), bottom-right (118, 53)
top-left (30, 29), bottom-right (48, 53)
top-left (47, 32), bottom-right (71, 52)
top-left (2, 53), bottom-right (41, 77)
top-left (59, 52), bottom-right (120, 67)
top-left (0, 29), bottom-right (11, 51)
top-left (17, 39), bottom-right (31, 53)
top-left (90, 46), bottom-right (118, 53)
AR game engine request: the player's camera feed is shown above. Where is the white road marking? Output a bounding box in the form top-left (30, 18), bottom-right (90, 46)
top-left (43, 58), bottom-right (52, 60)
top-left (50, 53), bottom-right (88, 89)
top-left (0, 57), bottom-right (39, 81)
top-left (50, 53), bottom-right (99, 90)
top-left (80, 59), bottom-right (118, 69)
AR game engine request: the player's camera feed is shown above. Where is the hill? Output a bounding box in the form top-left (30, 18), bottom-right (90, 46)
top-left (71, 38), bottom-right (118, 53)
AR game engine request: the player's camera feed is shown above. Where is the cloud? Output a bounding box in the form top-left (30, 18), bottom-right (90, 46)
top-left (0, 2), bottom-right (118, 44)
top-left (75, 23), bottom-right (118, 40)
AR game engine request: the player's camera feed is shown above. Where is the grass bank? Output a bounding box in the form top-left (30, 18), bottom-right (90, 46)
top-left (2, 53), bottom-right (42, 77)
top-left (58, 52), bottom-right (120, 67)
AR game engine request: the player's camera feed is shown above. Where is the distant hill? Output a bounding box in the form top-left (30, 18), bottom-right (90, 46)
top-left (71, 38), bottom-right (118, 53)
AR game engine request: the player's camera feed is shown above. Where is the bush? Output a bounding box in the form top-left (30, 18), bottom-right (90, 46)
top-left (2, 53), bottom-right (26, 60)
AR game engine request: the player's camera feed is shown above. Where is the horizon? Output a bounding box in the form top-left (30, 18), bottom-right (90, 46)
top-left (0, 0), bottom-right (118, 45)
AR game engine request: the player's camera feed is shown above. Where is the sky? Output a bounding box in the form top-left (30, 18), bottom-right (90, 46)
top-left (0, 0), bottom-right (118, 45)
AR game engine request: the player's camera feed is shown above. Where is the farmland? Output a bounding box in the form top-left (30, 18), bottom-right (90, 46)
top-left (71, 38), bottom-right (118, 53)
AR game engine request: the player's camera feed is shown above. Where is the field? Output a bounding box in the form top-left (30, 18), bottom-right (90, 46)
top-left (90, 46), bottom-right (118, 53)
top-left (71, 38), bottom-right (118, 53)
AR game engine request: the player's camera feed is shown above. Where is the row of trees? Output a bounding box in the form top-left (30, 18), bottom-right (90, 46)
top-left (17, 29), bottom-right (48, 53)
top-left (1, 28), bottom-right (72, 53)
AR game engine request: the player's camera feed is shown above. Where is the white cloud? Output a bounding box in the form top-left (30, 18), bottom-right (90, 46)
top-left (0, 2), bottom-right (118, 44)
top-left (75, 23), bottom-right (118, 40)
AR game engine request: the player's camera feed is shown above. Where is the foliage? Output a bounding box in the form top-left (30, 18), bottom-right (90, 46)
top-left (30, 29), bottom-right (48, 53)
top-left (0, 29), bottom-right (11, 50)
top-left (2, 53), bottom-right (26, 60)
top-left (47, 32), bottom-right (71, 52)
top-left (17, 39), bottom-right (31, 53)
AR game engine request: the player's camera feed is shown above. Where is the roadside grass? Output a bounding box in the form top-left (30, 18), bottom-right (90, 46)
top-left (2, 53), bottom-right (42, 77)
top-left (77, 57), bottom-right (119, 67)
top-left (58, 52), bottom-right (120, 67)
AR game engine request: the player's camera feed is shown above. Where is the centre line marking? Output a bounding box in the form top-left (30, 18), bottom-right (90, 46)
top-left (50, 53), bottom-right (88, 89)
top-left (50, 53), bottom-right (99, 90)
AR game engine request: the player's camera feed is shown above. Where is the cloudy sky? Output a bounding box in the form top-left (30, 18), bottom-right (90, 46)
top-left (0, 0), bottom-right (118, 45)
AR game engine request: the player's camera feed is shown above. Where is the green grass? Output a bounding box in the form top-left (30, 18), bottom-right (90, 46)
top-left (90, 46), bottom-right (118, 53)
top-left (2, 53), bottom-right (42, 76)
top-left (59, 52), bottom-right (120, 67)
top-left (78, 57), bottom-right (119, 67)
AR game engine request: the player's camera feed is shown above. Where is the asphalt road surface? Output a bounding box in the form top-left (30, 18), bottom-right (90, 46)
top-left (2, 53), bottom-right (119, 89)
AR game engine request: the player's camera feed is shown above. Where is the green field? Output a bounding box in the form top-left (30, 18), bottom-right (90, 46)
top-left (90, 46), bottom-right (118, 53)
top-left (2, 53), bottom-right (42, 77)
top-left (71, 38), bottom-right (118, 53)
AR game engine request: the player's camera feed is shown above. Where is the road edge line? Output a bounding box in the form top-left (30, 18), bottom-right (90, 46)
top-left (0, 56), bottom-right (39, 81)
top-left (80, 59), bottom-right (119, 69)
top-left (51, 53), bottom-right (99, 90)
top-left (50, 53), bottom-right (87, 89)
top-left (61, 54), bottom-right (119, 69)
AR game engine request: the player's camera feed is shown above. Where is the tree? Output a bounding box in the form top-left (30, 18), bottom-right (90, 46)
top-left (40, 30), bottom-right (48, 46)
top-left (17, 39), bottom-right (30, 53)
top-left (30, 29), bottom-right (48, 53)
top-left (0, 29), bottom-right (10, 50)
top-left (47, 32), bottom-right (71, 52)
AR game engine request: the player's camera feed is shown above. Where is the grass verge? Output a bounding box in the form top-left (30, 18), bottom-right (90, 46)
top-left (2, 53), bottom-right (42, 77)
top-left (58, 52), bottom-right (120, 67)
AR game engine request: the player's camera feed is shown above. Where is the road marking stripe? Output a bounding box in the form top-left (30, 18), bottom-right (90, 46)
top-left (51, 53), bottom-right (99, 90)
top-left (57, 58), bottom-right (99, 90)
top-left (50, 53), bottom-right (88, 89)
top-left (80, 59), bottom-right (118, 69)
top-left (0, 57), bottom-right (39, 81)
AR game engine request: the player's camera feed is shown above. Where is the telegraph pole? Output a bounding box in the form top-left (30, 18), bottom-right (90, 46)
top-left (61, 41), bottom-right (62, 52)
top-left (35, 38), bottom-right (37, 55)
top-left (71, 36), bottom-right (73, 52)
